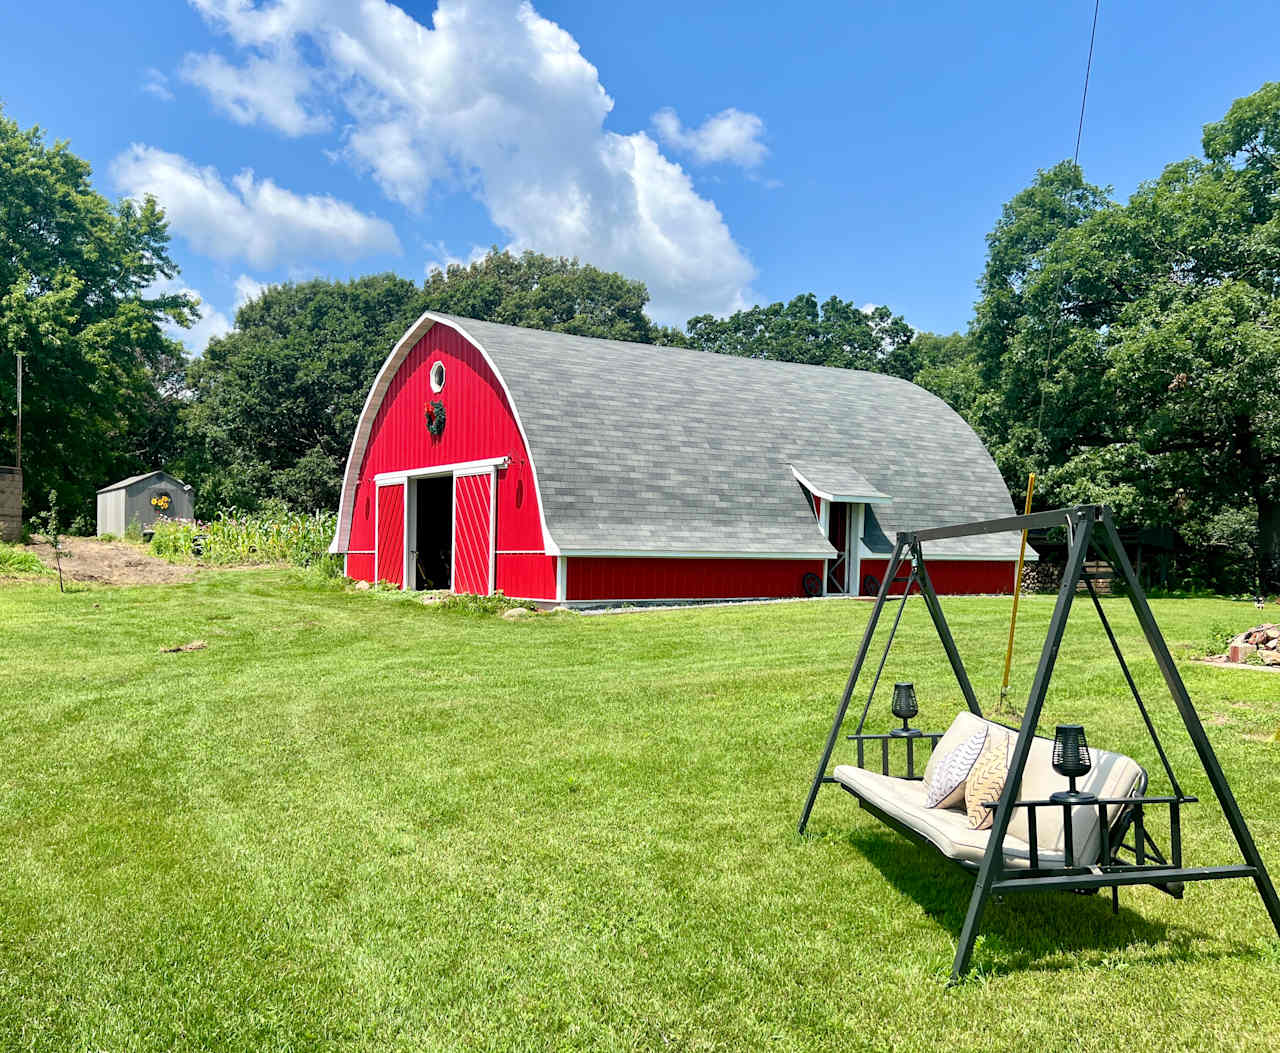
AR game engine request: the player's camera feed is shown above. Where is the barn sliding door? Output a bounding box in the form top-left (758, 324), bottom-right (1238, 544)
top-left (452, 471), bottom-right (494, 595)
top-left (375, 482), bottom-right (406, 588)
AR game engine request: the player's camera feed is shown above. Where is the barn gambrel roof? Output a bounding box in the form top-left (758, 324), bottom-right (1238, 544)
top-left (332, 313), bottom-right (1023, 560)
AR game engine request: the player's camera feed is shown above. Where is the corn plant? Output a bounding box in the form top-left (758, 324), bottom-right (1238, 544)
top-left (150, 502), bottom-right (337, 569)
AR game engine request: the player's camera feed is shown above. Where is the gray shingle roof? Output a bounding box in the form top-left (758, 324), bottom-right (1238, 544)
top-left (437, 316), bottom-right (1022, 559)
top-left (96, 471), bottom-right (171, 494)
top-left (789, 460), bottom-right (890, 503)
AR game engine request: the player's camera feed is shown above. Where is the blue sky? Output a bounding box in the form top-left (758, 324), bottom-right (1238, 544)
top-left (3, 1), bottom-right (1279, 352)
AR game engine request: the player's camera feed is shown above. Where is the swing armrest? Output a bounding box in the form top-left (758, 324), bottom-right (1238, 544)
top-left (980, 785), bottom-right (1194, 870)
top-left (841, 731), bottom-right (944, 779)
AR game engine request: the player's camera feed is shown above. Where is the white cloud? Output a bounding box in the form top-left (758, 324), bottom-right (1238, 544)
top-left (652, 107), bottom-right (768, 168)
top-left (149, 276), bottom-right (232, 355)
top-left (183, 0), bottom-right (756, 323)
top-left (142, 68), bottom-right (174, 101)
top-left (181, 49), bottom-right (330, 136)
top-left (234, 274), bottom-right (268, 307)
top-left (110, 144), bottom-right (402, 267)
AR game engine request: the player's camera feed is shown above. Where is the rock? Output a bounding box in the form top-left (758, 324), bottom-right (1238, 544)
top-left (1260, 651), bottom-right (1280, 666)
top-left (502, 606), bottom-right (531, 620)
top-left (1230, 642), bottom-right (1258, 663)
top-left (1267, 627), bottom-right (1280, 640)
top-left (552, 605), bottom-right (576, 614)
top-left (354, 579), bottom-right (372, 591)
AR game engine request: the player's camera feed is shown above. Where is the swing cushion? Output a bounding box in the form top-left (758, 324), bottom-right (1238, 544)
top-left (834, 712), bottom-right (1146, 869)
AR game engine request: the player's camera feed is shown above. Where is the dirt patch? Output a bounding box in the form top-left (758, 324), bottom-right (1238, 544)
top-left (22, 537), bottom-right (199, 586)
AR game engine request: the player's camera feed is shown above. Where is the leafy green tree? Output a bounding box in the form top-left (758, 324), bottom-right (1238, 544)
top-left (684, 293), bottom-right (915, 376)
top-left (422, 249), bottom-right (673, 344)
top-left (968, 84), bottom-right (1280, 590)
top-left (0, 107), bottom-right (194, 520)
top-left (179, 275), bottom-right (427, 515)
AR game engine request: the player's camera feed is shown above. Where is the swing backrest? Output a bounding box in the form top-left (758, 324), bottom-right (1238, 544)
top-left (927, 712), bottom-right (1147, 864)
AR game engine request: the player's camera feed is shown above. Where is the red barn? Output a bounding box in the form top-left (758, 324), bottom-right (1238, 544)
top-left (330, 313), bottom-right (1028, 604)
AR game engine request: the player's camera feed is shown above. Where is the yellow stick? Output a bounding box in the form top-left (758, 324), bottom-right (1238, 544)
top-left (999, 473), bottom-right (1036, 707)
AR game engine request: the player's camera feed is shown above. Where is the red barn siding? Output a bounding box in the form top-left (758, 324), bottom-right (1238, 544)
top-left (344, 324), bottom-right (547, 591)
top-left (453, 473), bottom-right (493, 594)
top-left (496, 553), bottom-right (558, 600)
top-left (859, 558), bottom-right (1016, 596)
top-left (567, 557), bottom-right (824, 602)
top-left (376, 484), bottom-right (405, 587)
top-left (346, 552), bottom-right (375, 582)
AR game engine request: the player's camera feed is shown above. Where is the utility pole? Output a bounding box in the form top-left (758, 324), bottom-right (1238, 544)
top-left (14, 350), bottom-right (22, 471)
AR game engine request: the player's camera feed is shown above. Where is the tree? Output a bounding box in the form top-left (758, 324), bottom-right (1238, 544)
top-left (684, 293), bottom-right (915, 377)
top-left (0, 106), bottom-right (195, 522)
top-left (967, 84), bottom-right (1280, 591)
top-left (421, 249), bottom-right (674, 344)
top-left (179, 275), bottom-right (427, 515)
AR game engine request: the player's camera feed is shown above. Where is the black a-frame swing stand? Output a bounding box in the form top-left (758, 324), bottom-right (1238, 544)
top-left (797, 504), bottom-right (1280, 983)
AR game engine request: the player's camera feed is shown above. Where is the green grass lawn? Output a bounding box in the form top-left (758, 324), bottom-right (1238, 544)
top-left (1, 573), bottom-right (1278, 1051)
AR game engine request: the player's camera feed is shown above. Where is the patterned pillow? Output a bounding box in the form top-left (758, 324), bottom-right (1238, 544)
top-left (923, 728), bottom-right (987, 809)
top-left (966, 728), bottom-right (1013, 829)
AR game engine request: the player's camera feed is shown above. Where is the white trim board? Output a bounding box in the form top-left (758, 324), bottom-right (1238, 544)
top-left (374, 457), bottom-right (508, 486)
top-left (560, 548), bottom-right (833, 559)
top-left (790, 465), bottom-right (890, 505)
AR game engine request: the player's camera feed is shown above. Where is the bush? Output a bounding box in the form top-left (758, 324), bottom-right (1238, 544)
top-left (0, 542), bottom-right (49, 576)
top-left (98, 533), bottom-right (118, 543)
top-left (69, 513), bottom-right (93, 536)
top-left (124, 516), bottom-right (143, 542)
top-left (150, 502), bottom-right (337, 568)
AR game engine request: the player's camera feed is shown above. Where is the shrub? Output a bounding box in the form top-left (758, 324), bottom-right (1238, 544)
top-left (97, 532), bottom-right (118, 543)
top-left (0, 542), bottom-right (49, 576)
top-left (124, 516), bottom-right (143, 542)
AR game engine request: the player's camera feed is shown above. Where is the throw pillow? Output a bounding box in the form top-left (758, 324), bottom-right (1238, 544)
top-left (966, 728), bottom-right (1013, 829)
top-left (923, 727), bottom-right (987, 809)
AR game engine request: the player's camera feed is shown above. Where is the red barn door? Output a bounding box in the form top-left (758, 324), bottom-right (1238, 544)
top-left (452, 471), bottom-right (494, 595)
top-left (376, 482), bottom-right (406, 587)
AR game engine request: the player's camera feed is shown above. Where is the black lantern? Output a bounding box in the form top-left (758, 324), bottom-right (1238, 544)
top-left (889, 681), bottom-right (921, 737)
top-left (1049, 724), bottom-right (1096, 803)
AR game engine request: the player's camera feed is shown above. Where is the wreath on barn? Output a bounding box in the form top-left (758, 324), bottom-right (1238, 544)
top-left (425, 399), bottom-right (447, 437)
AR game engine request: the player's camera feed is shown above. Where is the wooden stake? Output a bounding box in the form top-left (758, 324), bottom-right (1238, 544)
top-left (999, 473), bottom-right (1036, 708)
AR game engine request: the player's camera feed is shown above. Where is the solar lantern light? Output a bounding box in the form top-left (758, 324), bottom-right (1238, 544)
top-left (1049, 723), bottom-right (1096, 803)
top-left (889, 681), bottom-right (921, 737)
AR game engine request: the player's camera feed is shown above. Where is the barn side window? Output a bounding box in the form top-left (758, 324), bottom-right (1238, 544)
top-left (430, 360), bottom-right (446, 392)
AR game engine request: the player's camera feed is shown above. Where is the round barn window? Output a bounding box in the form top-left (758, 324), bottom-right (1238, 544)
top-left (430, 360), bottom-right (446, 393)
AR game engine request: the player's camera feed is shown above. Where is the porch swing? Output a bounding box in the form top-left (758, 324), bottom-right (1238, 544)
top-left (796, 503), bottom-right (1280, 983)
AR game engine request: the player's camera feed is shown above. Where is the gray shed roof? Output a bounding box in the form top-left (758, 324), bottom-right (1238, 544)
top-left (335, 314), bottom-right (1025, 559)
top-left (97, 471), bottom-right (189, 495)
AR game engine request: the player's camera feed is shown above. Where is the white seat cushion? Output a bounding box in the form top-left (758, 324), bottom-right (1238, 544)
top-left (837, 712), bottom-right (1146, 868)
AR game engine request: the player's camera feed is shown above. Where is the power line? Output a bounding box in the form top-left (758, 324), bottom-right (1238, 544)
top-left (1036, 0), bottom-right (1102, 440)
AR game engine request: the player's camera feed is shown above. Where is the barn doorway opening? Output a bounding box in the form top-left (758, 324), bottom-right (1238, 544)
top-left (826, 501), bottom-right (850, 594)
top-left (413, 475), bottom-right (453, 590)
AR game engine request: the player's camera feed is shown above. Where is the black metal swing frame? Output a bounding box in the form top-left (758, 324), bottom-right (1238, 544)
top-left (797, 503), bottom-right (1280, 983)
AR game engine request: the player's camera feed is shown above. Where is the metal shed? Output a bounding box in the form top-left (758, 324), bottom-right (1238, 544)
top-left (96, 471), bottom-right (194, 537)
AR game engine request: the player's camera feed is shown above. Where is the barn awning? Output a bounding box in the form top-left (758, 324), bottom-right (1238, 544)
top-left (789, 462), bottom-right (891, 504)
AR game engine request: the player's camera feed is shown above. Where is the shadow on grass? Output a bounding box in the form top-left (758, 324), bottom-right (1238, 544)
top-left (843, 827), bottom-right (1263, 979)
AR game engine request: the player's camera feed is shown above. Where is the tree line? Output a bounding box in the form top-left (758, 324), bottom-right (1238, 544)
top-left (3, 84), bottom-right (1279, 591)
